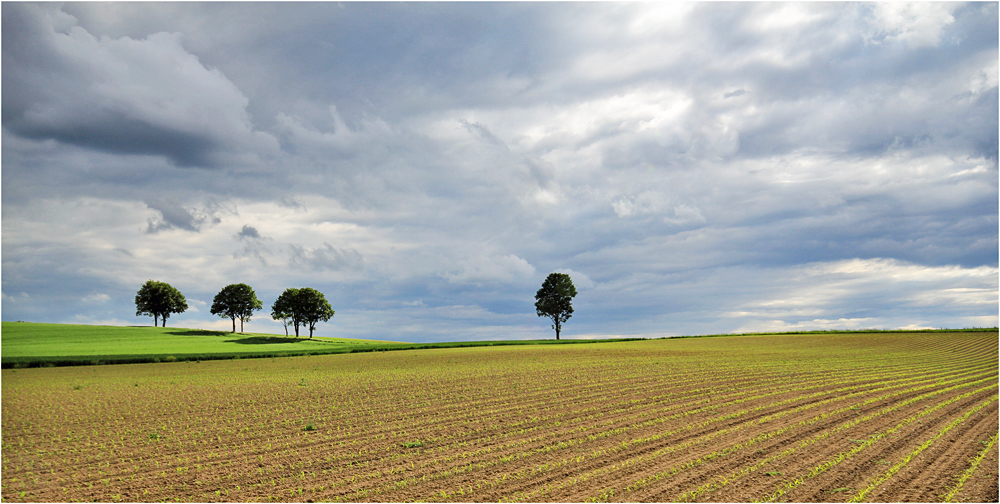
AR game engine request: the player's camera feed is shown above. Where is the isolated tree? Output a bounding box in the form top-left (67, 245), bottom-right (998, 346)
top-left (135, 280), bottom-right (188, 327)
top-left (534, 272), bottom-right (577, 340)
top-left (210, 283), bottom-right (263, 333)
top-left (298, 287), bottom-right (335, 338)
top-left (271, 287), bottom-right (335, 338)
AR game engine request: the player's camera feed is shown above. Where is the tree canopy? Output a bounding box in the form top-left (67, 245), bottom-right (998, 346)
top-left (271, 288), bottom-right (302, 337)
top-left (271, 287), bottom-right (335, 338)
top-left (134, 280), bottom-right (188, 327)
top-left (535, 272), bottom-right (577, 340)
top-left (210, 283), bottom-right (263, 333)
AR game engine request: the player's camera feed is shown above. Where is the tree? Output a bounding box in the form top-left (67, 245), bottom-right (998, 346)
top-left (210, 283), bottom-right (263, 333)
top-left (134, 280), bottom-right (188, 327)
top-left (271, 288), bottom-right (303, 337)
top-left (534, 272), bottom-right (577, 340)
top-left (271, 287), bottom-right (335, 338)
top-left (278, 316), bottom-right (292, 336)
top-left (298, 287), bottom-right (335, 338)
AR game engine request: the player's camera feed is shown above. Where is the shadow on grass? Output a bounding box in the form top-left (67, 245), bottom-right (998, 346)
top-left (225, 336), bottom-right (305, 345)
top-left (166, 329), bottom-right (230, 337)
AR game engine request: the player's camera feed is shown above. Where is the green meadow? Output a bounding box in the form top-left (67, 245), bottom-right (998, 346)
top-left (0, 322), bottom-right (410, 367)
top-left (0, 322), bottom-right (644, 368)
top-left (5, 322), bottom-right (992, 369)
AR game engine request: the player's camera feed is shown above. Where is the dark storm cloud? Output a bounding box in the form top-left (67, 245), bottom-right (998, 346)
top-left (144, 199), bottom-right (229, 234)
top-left (1, 3), bottom-right (278, 168)
top-left (144, 199), bottom-right (201, 233)
top-left (236, 225), bottom-right (261, 240)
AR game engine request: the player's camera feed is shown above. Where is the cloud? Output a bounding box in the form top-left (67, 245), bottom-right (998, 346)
top-left (723, 258), bottom-right (998, 332)
top-left (867, 3), bottom-right (958, 49)
top-left (288, 243), bottom-right (364, 273)
top-left (279, 197), bottom-right (308, 211)
top-left (1, 3), bottom-right (279, 168)
top-left (236, 224), bottom-right (261, 240)
top-left (144, 199), bottom-right (230, 233)
top-left (1, 292), bottom-right (31, 303)
top-left (233, 224), bottom-right (272, 265)
top-left (144, 199), bottom-right (200, 233)
top-left (81, 293), bottom-right (111, 303)
top-left (443, 254), bottom-right (536, 285)
top-left (1, 3), bottom-right (995, 341)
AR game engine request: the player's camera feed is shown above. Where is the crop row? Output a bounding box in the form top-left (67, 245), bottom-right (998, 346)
top-left (2, 331), bottom-right (996, 502)
top-left (753, 383), bottom-right (997, 503)
top-left (260, 360), bottom-right (994, 501)
top-left (848, 395), bottom-right (998, 502)
top-left (517, 368), bottom-right (996, 502)
top-left (940, 430), bottom-right (999, 503)
top-left (601, 373), bottom-right (997, 503)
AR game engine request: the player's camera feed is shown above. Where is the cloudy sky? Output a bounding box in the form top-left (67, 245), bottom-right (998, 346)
top-left (2, 2), bottom-right (997, 341)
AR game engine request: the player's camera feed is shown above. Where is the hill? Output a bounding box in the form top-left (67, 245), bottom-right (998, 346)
top-left (0, 322), bottom-right (640, 367)
top-left (0, 322), bottom-right (409, 367)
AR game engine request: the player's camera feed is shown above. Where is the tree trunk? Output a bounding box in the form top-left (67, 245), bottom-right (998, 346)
top-left (240, 318), bottom-right (244, 333)
top-left (555, 319), bottom-right (561, 340)
top-left (294, 323), bottom-right (300, 337)
top-left (232, 316), bottom-right (236, 333)
top-left (154, 314), bottom-right (159, 327)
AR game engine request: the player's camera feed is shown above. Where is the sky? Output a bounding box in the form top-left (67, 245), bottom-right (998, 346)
top-left (2, 2), bottom-right (997, 342)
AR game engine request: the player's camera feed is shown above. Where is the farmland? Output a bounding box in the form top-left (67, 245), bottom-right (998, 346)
top-left (2, 331), bottom-right (997, 502)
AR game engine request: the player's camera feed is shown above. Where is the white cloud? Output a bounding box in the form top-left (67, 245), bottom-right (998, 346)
top-left (1, 292), bottom-right (31, 302)
top-left (664, 204), bottom-right (707, 226)
top-left (443, 254), bottom-right (536, 285)
top-left (726, 258), bottom-right (999, 331)
top-left (81, 293), bottom-right (111, 303)
top-left (868, 3), bottom-right (958, 49)
top-left (612, 192), bottom-right (666, 218)
top-left (734, 318), bottom-right (881, 334)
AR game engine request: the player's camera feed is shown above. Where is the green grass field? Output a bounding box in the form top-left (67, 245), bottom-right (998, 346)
top-left (4, 322), bottom-right (994, 369)
top-left (0, 322), bottom-right (411, 367)
top-left (0, 322), bottom-right (644, 368)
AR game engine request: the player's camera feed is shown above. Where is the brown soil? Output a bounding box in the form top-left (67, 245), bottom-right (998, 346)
top-left (2, 332), bottom-right (996, 503)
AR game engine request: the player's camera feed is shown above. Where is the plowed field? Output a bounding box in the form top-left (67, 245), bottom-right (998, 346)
top-left (2, 332), bottom-right (997, 502)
